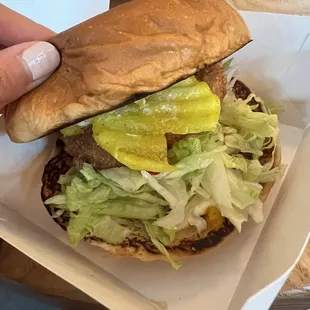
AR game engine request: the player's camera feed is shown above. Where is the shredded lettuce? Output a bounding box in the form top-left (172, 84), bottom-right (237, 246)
top-left (88, 216), bottom-right (130, 244)
top-left (247, 200), bottom-right (264, 223)
top-left (100, 167), bottom-right (148, 193)
top-left (90, 199), bottom-right (164, 220)
top-left (48, 78), bottom-right (284, 270)
top-left (222, 152), bottom-right (247, 172)
top-left (161, 146), bottom-right (225, 180)
top-left (67, 209), bottom-right (91, 246)
top-left (67, 208), bottom-right (130, 246)
top-left (141, 172), bottom-right (189, 229)
top-left (264, 100), bottom-right (284, 115)
top-left (221, 101), bottom-right (279, 138)
top-left (226, 169), bottom-right (263, 210)
top-left (201, 154), bottom-right (247, 232)
top-left (60, 124), bottom-right (82, 136)
top-left (224, 133), bottom-right (263, 156)
top-left (222, 58), bottom-right (234, 72)
top-left (45, 194), bottom-right (67, 206)
top-left (168, 137), bottom-right (202, 164)
top-left (145, 222), bottom-right (181, 270)
top-left (243, 160), bottom-right (263, 182)
top-left (256, 164), bottom-right (286, 183)
top-left (178, 194), bottom-right (214, 234)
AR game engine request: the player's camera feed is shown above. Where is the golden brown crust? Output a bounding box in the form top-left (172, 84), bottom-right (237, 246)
top-left (196, 63), bottom-right (227, 102)
top-left (5, 0), bottom-right (250, 142)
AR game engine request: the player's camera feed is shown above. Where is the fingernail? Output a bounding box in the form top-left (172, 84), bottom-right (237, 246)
top-left (21, 42), bottom-right (60, 81)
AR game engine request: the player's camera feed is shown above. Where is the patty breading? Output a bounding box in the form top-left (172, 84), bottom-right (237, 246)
top-left (61, 127), bottom-right (122, 170)
top-left (61, 63), bottom-right (227, 170)
top-left (196, 63), bottom-right (227, 102)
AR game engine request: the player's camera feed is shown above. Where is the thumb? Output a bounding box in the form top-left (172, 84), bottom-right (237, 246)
top-left (0, 41), bottom-right (60, 109)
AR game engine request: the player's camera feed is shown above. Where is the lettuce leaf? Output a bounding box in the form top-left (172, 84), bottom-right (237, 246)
top-left (221, 152), bottom-right (247, 172)
top-left (177, 194), bottom-right (214, 234)
top-left (161, 148), bottom-right (224, 180)
top-left (46, 163), bottom-right (167, 220)
top-left (220, 101), bottom-right (279, 138)
top-left (185, 169), bottom-right (206, 196)
top-left (144, 222), bottom-right (181, 270)
top-left (67, 208), bottom-right (130, 246)
top-left (222, 58), bottom-right (234, 72)
top-left (67, 209), bottom-right (91, 246)
top-left (201, 154), bottom-right (247, 232)
top-left (60, 124), bottom-right (82, 136)
top-left (247, 200), bottom-right (264, 223)
top-left (256, 164), bottom-right (286, 183)
top-left (44, 194), bottom-right (67, 206)
top-left (226, 169), bottom-right (263, 210)
top-left (153, 178), bottom-right (188, 229)
top-left (243, 160), bottom-right (263, 182)
top-left (224, 133), bottom-right (263, 156)
top-left (100, 167), bottom-right (148, 192)
top-left (141, 172), bottom-right (189, 229)
top-left (87, 216), bottom-right (131, 244)
top-left (91, 198), bottom-right (164, 220)
top-left (168, 137), bottom-right (202, 164)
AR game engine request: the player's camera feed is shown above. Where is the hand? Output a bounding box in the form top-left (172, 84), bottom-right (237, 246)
top-left (0, 5), bottom-right (60, 109)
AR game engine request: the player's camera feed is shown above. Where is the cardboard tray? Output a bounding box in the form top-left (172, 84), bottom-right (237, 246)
top-left (1, 1), bottom-right (310, 309)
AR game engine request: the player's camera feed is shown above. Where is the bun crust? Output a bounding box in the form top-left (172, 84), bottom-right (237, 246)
top-left (5, 0), bottom-right (250, 142)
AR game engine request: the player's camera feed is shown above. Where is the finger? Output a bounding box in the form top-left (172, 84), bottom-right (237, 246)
top-left (0, 4), bottom-right (55, 46)
top-left (0, 41), bottom-right (60, 109)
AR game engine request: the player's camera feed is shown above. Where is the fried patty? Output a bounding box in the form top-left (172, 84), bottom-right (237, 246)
top-left (233, 79), bottom-right (262, 112)
top-left (196, 63), bottom-right (227, 102)
top-left (61, 63), bottom-right (227, 170)
top-left (61, 127), bottom-right (122, 170)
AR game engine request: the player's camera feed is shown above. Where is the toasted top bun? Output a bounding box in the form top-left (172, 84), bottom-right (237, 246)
top-left (5, 0), bottom-right (251, 142)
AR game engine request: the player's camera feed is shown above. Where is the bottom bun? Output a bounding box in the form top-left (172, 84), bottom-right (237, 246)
top-left (89, 230), bottom-right (236, 262)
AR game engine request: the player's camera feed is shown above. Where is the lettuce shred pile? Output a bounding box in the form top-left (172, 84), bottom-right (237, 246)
top-left (46, 75), bottom-right (284, 269)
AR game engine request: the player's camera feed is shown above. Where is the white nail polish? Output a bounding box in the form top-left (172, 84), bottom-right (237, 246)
top-left (21, 42), bottom-right (60, 81)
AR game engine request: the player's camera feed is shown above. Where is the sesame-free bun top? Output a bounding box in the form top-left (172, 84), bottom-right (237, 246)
top-left (5, 0), bottom-right (251, 142)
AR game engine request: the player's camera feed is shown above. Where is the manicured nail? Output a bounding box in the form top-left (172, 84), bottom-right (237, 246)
top-left (21, 42), bottom-right (60, 81)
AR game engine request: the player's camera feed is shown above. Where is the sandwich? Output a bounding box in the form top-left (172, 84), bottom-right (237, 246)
top-left (4, 0), bottom-right (284, 269)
